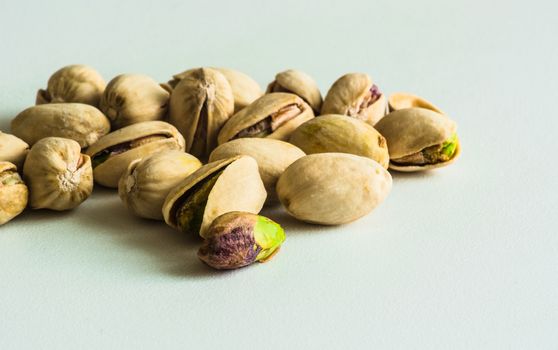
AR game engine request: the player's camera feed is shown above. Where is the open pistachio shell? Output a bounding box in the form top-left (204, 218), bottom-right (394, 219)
top-left (118, 150), bottom-right (202, 220)
top-left (321, 73), bottom-right (387, 125)
top-left (100, 74), bottom-right (170, 129)
top-left (217, 92), bottom-right (314, 145)
top-left (0, 161), bottom-right (28, 225)
top-left (162, 155), bottom-right (266, 238)
top-left (266, 69), bottom-right (322, 114)
top-left (289, 114), bottom-right (389, 169)
top-left (36, 64), bottom-right (106, 107)
top-left (277, 153), bottom-right (392, 225)
top-left (86, 121), bottom-right (185, 188)
top-left (168, 68), bottom-right (234, 160)
top-left (11, 103), bottom-right (111, 148)
top-left (388, 92), bottom-right (444, 114)
top-left (209, 138), bottom-right (305, 204)
top-left (23, 137), bottom-right (93, 210)
top-left (374, 108), bottom-right (460, 172)
top-left (0, 132), bottom-right (29, 171)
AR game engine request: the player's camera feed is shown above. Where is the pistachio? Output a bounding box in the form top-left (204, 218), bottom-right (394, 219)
top-left (277, 153), bottom-right (392, 225)
top-left (118, 150), bottom-right (202, 220)
top-left (11, 103), bottom-right (110, 148)
top-left (163, 155), bottom-right (266, 238)
top-left (168, 68), bottom-right (234, 160)
top-left (0, 161), bottom-right (28, 225)
top-left (23, 137), bottom-right (93, 210)
top-left (321, 73), bottom-right (387, 125)
top-left (289, 114), bottom-right (389, 168)
top-left (213, 68), bottom-right (262, 113)
top-left (266, 69), bottom-right (322, 114)
top-left (374, 108), bottom-right (460, 172)
top-left (217, 92), bottom-right (314, 145)
top-left (198, 212), bottom-right (285, 270)
top-left (86, 121), bottom-right (185, 188)
top-left (100, 74), bottom-right (170, 129)
top-left (388, 92), bottom-right (444, 114)
top-left (0, 132), bottom-right (29, 171)
top-left (209, 138), bottom-right (305, 204)
top-left (36, 64), bottom-right (106, 107)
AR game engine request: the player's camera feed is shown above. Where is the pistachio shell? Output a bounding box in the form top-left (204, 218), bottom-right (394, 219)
top-left (212, 68), bottom-right (262, 113)
top-left (0, 161), bottom-right (28, 225)
top-left (374, 108), bottom-right (460, 172)
top-left (11, 103), bottom-right (111, 148)
top-left (277, 153), bottom-right (392, 225)
top-left (168, 68), bottom-right (234, 160)
top-left (321, 73), bottom-right (387, 125)
top-left (266, 69), bottom-right (322, 113)
top-left (36, 64), bottom-right (106, 107)
top-left (86, 121), bottom-right (185, 188)
top-left (118, 150), bottom-right (202, 220)
top-left (388, 92), bottom-right (444, 114)
top-left (0, 132), bottom-right (29, 170)
top-left (100, 74), bottom-right (170, 129)
top-left (163, 155), bottom-right (266, 238)
top-left (209, 138), bottom-right (305, 204)
top-left (217, 92), bottom-right (314, 145)
top-left (23, 137), bottom-right (93, 210)
top-left (289, 114), bottom-right (389, 169)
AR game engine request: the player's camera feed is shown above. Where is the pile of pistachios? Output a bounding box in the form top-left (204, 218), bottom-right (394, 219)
top-left (0, 65), bottom-right (460, 270)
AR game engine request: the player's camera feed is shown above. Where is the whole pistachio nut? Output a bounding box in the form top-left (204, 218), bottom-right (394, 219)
top-left (118, 150), bottom-right (202, 220)
top-left (100, 74), bottom-right (170, 129)
top-left (277, 153), bottom-right (392, 225)
top-left (209, 138), bottom-right (305, 204)
top-left (168, 68), bottom-right (234, 160)
top-left (86, 121), bottom-right (186, 188)
top-left (0, 131), bottom-right (29, 170)
top-left (289, 114), bottom-right (389, 168)
top-left (36, 64), bottom-right (106, 107)
top-left (374, 108), bottom-right (460, 172)
top-left (388, 92), bottom-right (444, 114)
top-left (11, 103), bottom-right (110, 148)
top-left (163, 155), bottom-right (266, 238)
top-left (0, 161), bottom-right (28, 225)
top-left (23, 137), bottom-right (93, 210)
top-left (198, 212), bottom-right (285, 270)
top-left (217, 92), bottom-right (314, 145)
top-left (321, 73), bottom-right (387, 125)
top-left (266, 69), bottom-right (322, 114)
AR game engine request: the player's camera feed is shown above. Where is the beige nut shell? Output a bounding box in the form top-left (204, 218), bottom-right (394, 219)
top-left (11, 103), bottom-right (111, 148)
top-left (388, 92), bottom-right (444, 114)
top-left (276, 153), bottom-right (392, 225)
top-left (0, 161), bottom-right (28, 225)
top-left (266, 69), bottom-right (322, 113)
top-left (212, 68), bottom-right (262, 113)
top-left (0, 132), bottom-right (29, 170)
top-left (163, 155), bottom-right (266, 238)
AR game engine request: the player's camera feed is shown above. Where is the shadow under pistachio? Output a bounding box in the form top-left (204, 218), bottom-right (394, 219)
top-left (260, 205), bottom-right (339, 235)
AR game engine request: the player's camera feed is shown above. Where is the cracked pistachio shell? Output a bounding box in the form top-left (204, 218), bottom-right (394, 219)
top-left (36, 65), bottom-right (106, 107)
top-left (11, 103), bottom-right (110, 148)
top-left (388, 92), bottom-right (444, 114)
top-left (217, 92), bottom-right (314, 145)
top-left (266, 69), bottom-right (322, 114)
top-left (374, 108), bottom-right (460, 172)
top-left (0, 161), bottom-right (28, 225)
top-left (198, 212), bottom-right (285, 270)
top-left (118, 150), bottom-right (202, 220)
top-left (277, 153), bottom-right (392, 225)
top-left (162, 155), bottom-right (266, 238)
top-left (321, 73), bottom-right (387, 125)
top-left (289, 114), bottom-right (389, 169)
top-left (209, 138), bottom-right (305, 204)
top-left (0, 132), bottom-right (29, 170)
top-left (86, 121), bottom-right (185, 188)
top-left (168, 68), bottom-right (234, 160)
top-left (100, 74), bottom-right (170, 129)
top-left (23, 137), bottom-right (93, 210)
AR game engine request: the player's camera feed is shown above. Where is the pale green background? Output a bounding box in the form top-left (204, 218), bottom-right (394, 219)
top-left (1, 0), bottom-right (557, 349)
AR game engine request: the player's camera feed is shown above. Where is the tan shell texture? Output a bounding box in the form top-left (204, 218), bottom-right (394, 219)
top-left (266, 69), bottom-right (322, 113)
top-left (212, 68), bottom-right (263, 113)
top-left (0, 161), bottom-right (28, 225)
top-left (388, 92), bottom-right (444, 114)
top-left (0, 132), bottom-right (29, 171)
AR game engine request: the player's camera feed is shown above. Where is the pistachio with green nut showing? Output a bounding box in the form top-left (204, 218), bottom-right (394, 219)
top-left (374, 108), bottom-right (460, 172)
top-left (0, 132), bottom-right (29, 171)
top-left (266, 69), bottom-right (322, 114)
top-left (198, 212), bottom-right (285, 270)
top-left (0, 161), bottom-right (28, 225)
top-left (388, 92), bottom-right (444, 114)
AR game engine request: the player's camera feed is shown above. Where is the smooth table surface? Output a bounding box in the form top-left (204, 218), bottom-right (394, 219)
top-left (1, 0), bottom-right (557, 349)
